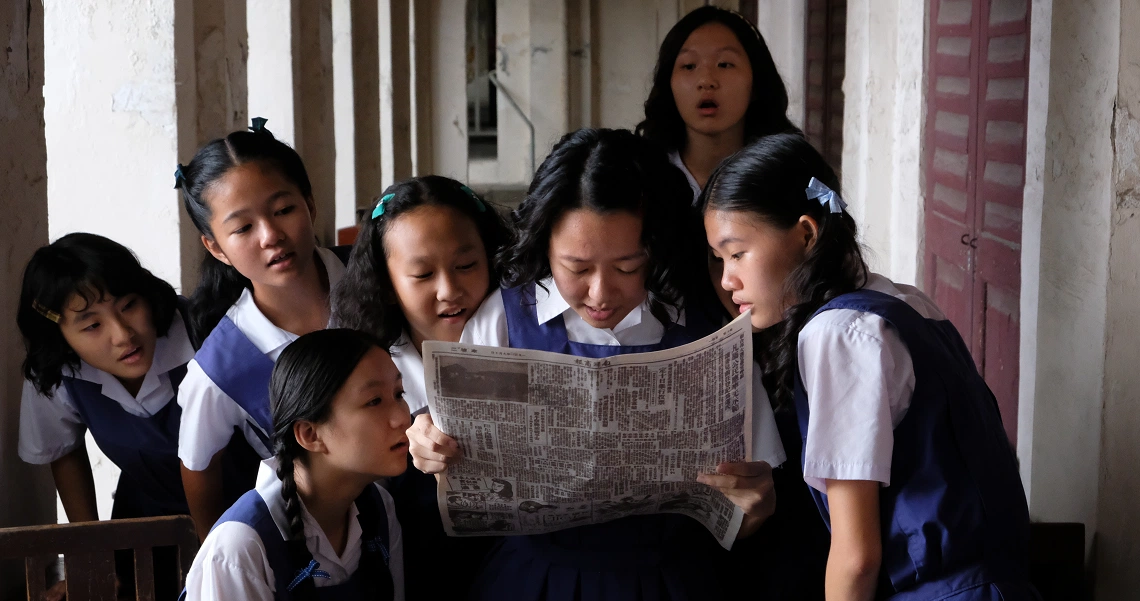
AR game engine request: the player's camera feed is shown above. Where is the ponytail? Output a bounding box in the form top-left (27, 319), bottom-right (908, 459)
top-left (187, 254), bottom-right (251, 347)
top-left (702, 134), bottom-right (866, 410)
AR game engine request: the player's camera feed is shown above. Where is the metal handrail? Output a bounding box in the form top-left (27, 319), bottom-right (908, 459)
top-left (487, 70), bottom-right (535, 176)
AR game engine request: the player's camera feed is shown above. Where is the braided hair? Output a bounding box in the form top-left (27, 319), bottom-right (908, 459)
top-left (700, 134), bottom-right (867, 410)
top-left (269, 328), bottom-right (394, 599)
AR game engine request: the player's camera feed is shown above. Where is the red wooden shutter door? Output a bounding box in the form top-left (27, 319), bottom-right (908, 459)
top-left (924, 0), bottom-right (1029, 445)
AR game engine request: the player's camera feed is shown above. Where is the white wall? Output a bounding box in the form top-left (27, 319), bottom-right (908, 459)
top-left (754, 2), bottom-right (806, 129)
top-left (43, 0), bottom-right (196, 523)
top-left (840, 0), bottom-right (926, 286)
top-left (428, 0), bottom-right (468, 181)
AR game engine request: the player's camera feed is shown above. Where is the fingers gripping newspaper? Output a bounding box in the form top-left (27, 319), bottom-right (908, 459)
top-left (423, 312), bottom-right (755, 550)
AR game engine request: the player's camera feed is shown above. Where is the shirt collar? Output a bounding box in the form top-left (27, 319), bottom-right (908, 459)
top-left (258, 468), bottom-right (363, 564)
top-left (226, 247), bottom-right (346, 356)
top-left (668, 151), bottom-right (702, 205)
top-left (534, 277), bottom-right (649, 333)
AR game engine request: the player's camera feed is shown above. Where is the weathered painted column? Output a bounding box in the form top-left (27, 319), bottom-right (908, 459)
top-left (0, 3), bottom-right (56, 596)
top-left (410, 0), bottom-right (433, 175)
top-left (295, 0), bottom-right (338, 244)
top-left (426, 0), bottom-right (467, 180)
top-left (195, 0), bottom-right (248, 142)
top-left (346, 0), bottom-right (379, 216)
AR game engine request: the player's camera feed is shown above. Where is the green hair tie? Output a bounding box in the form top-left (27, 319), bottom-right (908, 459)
top-left (460, 185), bottom-right (487, 212)
top-left (372, 193), bottom-right (395, 219)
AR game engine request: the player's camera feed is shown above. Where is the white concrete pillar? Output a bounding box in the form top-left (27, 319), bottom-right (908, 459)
top-left (838, 0), bottom-right (926, 285)
top-left (380, 0), bottom-right (414, 188)
top-left (1017, 0), bottom-right (1115, 555)
top-left (247, 0), bottom-right (298, 144)
top-left (0, 2), bottom-right (56, 595)
top-left (426, 0), bottom-right (467, 180)
top-left (754, 3), bottom-right (806, 129)
top-left (593, 0), bottom-right (678, 130)
top-left (333, 0), bottom-right (358, 231)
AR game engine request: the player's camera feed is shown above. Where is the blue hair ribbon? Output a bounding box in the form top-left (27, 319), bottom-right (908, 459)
top-left (372, 193), bottom-right (395, 220)
top-left (805, 177), bottom-right (847, 214)
top-left (363, 536), bottom-right (391, 566)
top-left (173, 164), bottom-right (186, 190)
top-left (249, 117), bottom-right (269, 133)
top-left (460, 185), bottom-right (487, 212)
top-left (286, 559), bottom-right (331, 592)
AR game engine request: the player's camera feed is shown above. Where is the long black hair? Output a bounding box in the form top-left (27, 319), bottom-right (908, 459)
top-left (176, 120), bottom-right (313, 344)
top-left (331, 176), bottom-right (510, 346)
top-left (18, 233), bottom-right (180, 396)
top-left (700, 133), bottom-right (866, 409)
top-left (636, 6), bottom-right (799, 152)
top-left (500, 128), bottom-right (705, 326)
top-left (269, 328), bottom-right (391, 600)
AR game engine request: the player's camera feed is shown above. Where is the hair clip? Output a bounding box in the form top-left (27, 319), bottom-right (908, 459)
top-left (805, 177), bottom-right (847, 214)
top-left (459, 185), bottom-right (487, 212)
top-left (173, 163), bottom-right (186, 190)
top-left (32, 300), bottom-right (61, 324)
top-left (372, 193), bottom-right (395, 219)
top-left (249, 117), bottom-right (269, 133)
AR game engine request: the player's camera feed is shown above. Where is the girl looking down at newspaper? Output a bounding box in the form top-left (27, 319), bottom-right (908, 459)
top-left (183, 329), bottom-right (408, 601)
top-left (331, 175), bottom-right (510, 600)
top-left (702, 133), bottom-right (1038, 601)
top-left (407, 127), bottom-right (785, 601)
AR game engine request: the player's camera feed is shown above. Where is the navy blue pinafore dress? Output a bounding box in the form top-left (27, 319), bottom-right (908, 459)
top-left (793, 289), bottom-right (1041, 600)
top-left (470, 285), bottom-right (730, 601)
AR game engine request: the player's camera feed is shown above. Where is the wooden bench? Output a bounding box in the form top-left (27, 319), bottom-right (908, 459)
top-left (0, 515), bottom-right (198, 601)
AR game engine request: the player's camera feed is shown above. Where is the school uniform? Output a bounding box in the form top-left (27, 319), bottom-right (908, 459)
top-left (794, 274), bottom-right (1039, 600)
top-left (183, 471), bottom-right (405, 601)
top-left (19, 307), bottom-right (196, 518)
top-left (667, 151), bottom-right (702, 206)
top-left (385, 332), bottom-right (501, 600)
top-left (177, 247), bottom-right (346, 471)
top-left (458, 279), bottom-right (786, 601)
top-left (668, 150), bottom-right (832, 599)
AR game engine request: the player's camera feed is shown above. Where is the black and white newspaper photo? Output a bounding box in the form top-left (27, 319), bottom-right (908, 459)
top-left (423, 312), bottom-right (785, 550)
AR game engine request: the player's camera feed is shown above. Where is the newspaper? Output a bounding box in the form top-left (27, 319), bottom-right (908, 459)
top-left (422, 312), bottom-right (753, 550)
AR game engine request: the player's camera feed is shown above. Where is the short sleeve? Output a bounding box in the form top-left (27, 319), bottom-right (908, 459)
top-left (750, 368), bottom-right (786, 467)
top-left (18, 380), bottom-right (87, 464)
top-left (183, 521), bottom-right (276, 601)
top-left (177, 359), bottom-right (265, 470)
top-left (460, 289), bottom-right (508, 347)
top-left (797, 309), bottom-right (915, 493)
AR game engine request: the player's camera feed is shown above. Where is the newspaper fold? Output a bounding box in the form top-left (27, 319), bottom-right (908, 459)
top-left (423, 311), bottom-right (753, 550)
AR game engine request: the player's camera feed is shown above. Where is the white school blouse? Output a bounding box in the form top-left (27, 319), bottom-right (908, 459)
top-left (797, 273), bottom-right (945, 493)
top-left (667, 151), bottom-right (703, 204)
top-left (183, 473), bottom-right (405, 601)
top-left (389, 333), bottom-right (428, 416)
top-left (18, 310), bottom-right (196, 464)
top-left (461, 278), bottom-right (786, 468)
top-left (177, 248), bottom-right (346, 470)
